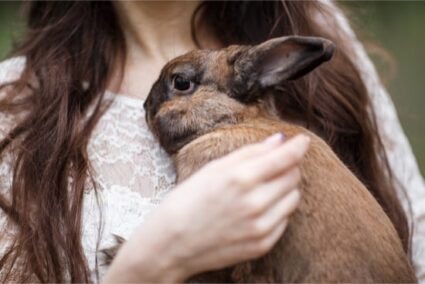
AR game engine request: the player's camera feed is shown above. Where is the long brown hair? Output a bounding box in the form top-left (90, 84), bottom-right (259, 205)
top-left (0, 1), bottom-right (409, 282)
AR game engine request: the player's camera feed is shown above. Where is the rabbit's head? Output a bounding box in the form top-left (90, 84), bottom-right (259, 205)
top-left (144, 36), bottom-right (335, 154)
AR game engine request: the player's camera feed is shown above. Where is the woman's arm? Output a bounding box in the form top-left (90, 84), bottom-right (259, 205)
top-left (103, 134), bottom-right (309, 282)
top-left (321, 1), bottom-right (425, 280)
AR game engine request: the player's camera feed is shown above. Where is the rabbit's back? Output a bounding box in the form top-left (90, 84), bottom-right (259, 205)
top-left (176, 121), bottom-right (416, 283)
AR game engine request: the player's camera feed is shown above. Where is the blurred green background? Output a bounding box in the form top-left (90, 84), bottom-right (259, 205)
top-left (0, 1), bottom-right (423, 176)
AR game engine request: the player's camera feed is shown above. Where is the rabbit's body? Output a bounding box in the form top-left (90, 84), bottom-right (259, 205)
top-left (177, 116), bottom-right (413, 282)
top-left (140, 36), bottom-right (416, 282)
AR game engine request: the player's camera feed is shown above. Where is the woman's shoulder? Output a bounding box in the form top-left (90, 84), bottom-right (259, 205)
top-left (0, 56), bottom-right (26, 85)
top-left (0, 57), bottom-right (26, 140)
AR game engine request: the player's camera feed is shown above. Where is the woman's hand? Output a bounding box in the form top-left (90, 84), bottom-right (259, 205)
top-left (103, 133), bottom-right (310, 283)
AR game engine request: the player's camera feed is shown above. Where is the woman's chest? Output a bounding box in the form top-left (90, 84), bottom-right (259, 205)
top-left (81, 96), bottom-right (176, 278)
top-left (87, 96), bottom-right (176, 198)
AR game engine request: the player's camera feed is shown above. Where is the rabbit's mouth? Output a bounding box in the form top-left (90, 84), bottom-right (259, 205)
top-left (156, 118), bottom-right (200, 155)
top-left (151, 110), bottom-right (238, 155)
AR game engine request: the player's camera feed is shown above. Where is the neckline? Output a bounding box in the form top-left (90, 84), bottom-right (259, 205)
top-left (104, 89), bottom-right (146, 108)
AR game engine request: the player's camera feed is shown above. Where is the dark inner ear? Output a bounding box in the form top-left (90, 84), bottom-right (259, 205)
top-left (240, 36), bottom-right (335, 89)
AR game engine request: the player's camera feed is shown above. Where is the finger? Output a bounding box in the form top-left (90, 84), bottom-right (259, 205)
top-left (242, 134), bottom-right (310, 184)
top-left (241, 188), bottom-right (300, 238)
top-left (255, 189), bottom-right (301, 235)
top-left (247, 219), bottom-right (289, 259)
top-left (203, 220), bottom-right (289, 269)
top-left (245, 167), bottom-right (301, 212)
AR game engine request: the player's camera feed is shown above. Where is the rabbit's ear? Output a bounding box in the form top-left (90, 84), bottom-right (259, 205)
top-left (236, 36), bottom-right (335, 88)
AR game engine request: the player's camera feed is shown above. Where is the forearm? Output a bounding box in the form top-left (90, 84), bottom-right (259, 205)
top-left (104, 135), bottom-right (306, 283)
top-left (102, 225), bottom-right (188, 283)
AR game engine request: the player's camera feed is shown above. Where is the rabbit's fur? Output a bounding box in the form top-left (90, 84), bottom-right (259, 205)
top-left (117, 36), bottom-right (417, 282)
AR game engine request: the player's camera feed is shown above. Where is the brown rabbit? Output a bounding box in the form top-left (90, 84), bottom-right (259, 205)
top-left (140, 36), bottom-right (416, 283)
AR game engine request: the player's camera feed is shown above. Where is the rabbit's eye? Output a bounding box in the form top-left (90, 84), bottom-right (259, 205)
top-left (173, 75), bottom-right (193, 92)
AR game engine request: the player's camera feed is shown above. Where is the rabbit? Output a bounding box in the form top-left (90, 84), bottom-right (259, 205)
top-left (111, 36), bottom-right (418, 283)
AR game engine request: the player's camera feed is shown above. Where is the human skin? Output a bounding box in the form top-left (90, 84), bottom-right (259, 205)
top-left (104, 134), bottom-right (309, 282)
top-left (103, 2), bottom-right (308, 282)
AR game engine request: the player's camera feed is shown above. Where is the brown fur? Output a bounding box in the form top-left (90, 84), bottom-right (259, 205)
top-left (177, 121), bottom-right (414, 282)
top-left (141, 36), bottom-right (416, 283)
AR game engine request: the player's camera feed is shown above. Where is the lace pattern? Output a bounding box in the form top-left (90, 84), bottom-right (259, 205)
top-left (82, 93), bottom-right (176, 279)
top-left (0, 57), bottom-right (177, 281)
top-left (0, 2), bottom-right (424, 281)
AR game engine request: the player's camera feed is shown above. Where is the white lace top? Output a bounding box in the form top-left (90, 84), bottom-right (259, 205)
top-left (0, 56), bottom-right (177, 280)
top-left (0, 1), bottom-right (424, 282)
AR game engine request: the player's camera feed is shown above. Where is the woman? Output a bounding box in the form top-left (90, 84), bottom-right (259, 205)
top-left (0, 1), bottom-right (423, 282)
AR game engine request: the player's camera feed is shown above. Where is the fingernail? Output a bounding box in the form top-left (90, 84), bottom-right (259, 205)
top-left (263, 132), bottom-right (285, 145)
